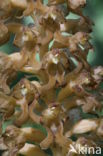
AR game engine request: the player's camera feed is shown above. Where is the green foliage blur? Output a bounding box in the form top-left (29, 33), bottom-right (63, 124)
top-left (84, 0), bottom-right (103, 66)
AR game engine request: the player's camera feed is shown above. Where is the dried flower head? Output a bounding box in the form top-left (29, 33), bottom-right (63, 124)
top-left (0, 0), bottom-right (103, 156)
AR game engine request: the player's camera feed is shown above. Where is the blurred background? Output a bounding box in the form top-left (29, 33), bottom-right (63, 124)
top-left (84, 0), bottom-right (103, 66)
top-left (0, 0), bottom-right (103, 66)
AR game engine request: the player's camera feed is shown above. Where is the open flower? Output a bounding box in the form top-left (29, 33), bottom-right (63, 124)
top-left (0, 0), bottom-right (102, 156)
